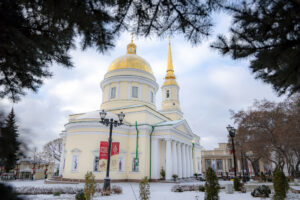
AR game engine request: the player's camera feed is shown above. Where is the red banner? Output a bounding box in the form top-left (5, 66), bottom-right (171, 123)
top-left (99, 141), bottom-right (119, 159)
top-left (111, 142), bottom-right (119, 156)
top-left (100, 141), bottom-right (108, 160)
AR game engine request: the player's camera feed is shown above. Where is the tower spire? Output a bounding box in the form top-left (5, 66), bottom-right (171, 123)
top-left (166, 37), bottom-right (175, 79)
top-left (163, 37), bottom-right (177, 86)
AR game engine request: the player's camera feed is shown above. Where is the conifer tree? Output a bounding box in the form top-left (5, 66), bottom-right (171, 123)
top-left (212, 0), bottom-right (300, 96)
top-left (273, 167), bottom-right (289, 200)
top-left (205, 167), bottom-right (219, 200)
top-left (0, 109), bottom-right (20, 171)
top-left (84, 171), bottom-right (96, 200)
top-left (0, 0), bottom-right (220, 102)
top-left (139, 176), bottom-right (150, 200)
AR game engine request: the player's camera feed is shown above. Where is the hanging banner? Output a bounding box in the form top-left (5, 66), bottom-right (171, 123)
top-left (100, 141), bottom-right (108, 160)
top-left (111, 142), bottom-right (120, 156)
top-left (99, 159), bottom-right (107, 171)
top-left (99, 141), bottom-right (120, 171)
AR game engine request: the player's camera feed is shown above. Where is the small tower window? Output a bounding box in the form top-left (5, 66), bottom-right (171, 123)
top-left (110, 87), bottom-right (116, 99)
top-left (166, 90), bottom-right (170, 98)
top-left (132, 86), bottom-right (138, 98)
top-left (130, 48), bottom-right (132, 52)
top-left (150, 91), bottom-right (154, 103)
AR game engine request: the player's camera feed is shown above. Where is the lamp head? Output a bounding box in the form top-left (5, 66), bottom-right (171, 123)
top-left (227, 124), bottom-right (236, 138)
top-left (118, 112), bottom-right (125, 123)
top-left (99, 110), bottom-right (107, 120)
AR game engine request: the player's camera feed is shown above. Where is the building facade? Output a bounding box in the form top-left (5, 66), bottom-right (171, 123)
top-left (201, 143), bottom-right (267, 178)
top-left (59, 39), bottom-right (202, 181)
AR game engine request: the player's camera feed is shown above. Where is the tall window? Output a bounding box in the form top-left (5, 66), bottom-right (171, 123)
top-left (166, 90), bottom-right (170, 98)
top-left (110, 87), bottom-right (116, 99)
top-left (71, 155), bottom-right (79, 171)
top-left (93, 156), bottom-right (99, 172)
top-left (217, 159), bottom-right (223, 171)
top-left (132, 86), bottom-right (138, 98)
top-left (150, 91), bottom-right (154, 103)
top-left (118, 157), bottom-right (125, 172)
top-left (205, 159), bottom-right (211, 170)
top-left (132, 157), bottom-right (139, 172)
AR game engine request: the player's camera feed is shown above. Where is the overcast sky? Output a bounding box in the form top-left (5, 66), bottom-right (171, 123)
top-left (1, 13), bottom-right (285, 151)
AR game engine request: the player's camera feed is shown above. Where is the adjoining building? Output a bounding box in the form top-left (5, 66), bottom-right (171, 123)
top-left (201, 143), bottom-right (267, 178)
top-left (14, 158), bottom-right (55, 180)
top-left (59, 39), bottom-right (202, 181)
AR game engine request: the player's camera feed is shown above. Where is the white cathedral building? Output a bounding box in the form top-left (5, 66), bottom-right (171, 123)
top-left (59, 39), bottom-right (202, 181)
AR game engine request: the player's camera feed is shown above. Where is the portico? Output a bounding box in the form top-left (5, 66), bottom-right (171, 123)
top-left (151, 130), bottom-right (196, 180)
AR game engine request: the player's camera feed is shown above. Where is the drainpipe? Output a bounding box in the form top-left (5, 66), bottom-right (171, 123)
top-left (149, 126), bottom-right (155, 180)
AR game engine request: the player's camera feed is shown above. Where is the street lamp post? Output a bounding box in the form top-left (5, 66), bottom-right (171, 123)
top-left (227, 125), bottom-right (237, 177)
top-left (99, 110), bottom-right (125, 192)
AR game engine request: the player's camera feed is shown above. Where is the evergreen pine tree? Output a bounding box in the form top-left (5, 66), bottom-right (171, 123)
top-left (0, 0), bottom-right (220, 102)
top-left (205, 167), bottom-right (219, 200)
top-left (211, 0), bottom-right (300, 96)
top-left (84, 171), bottom-right (96, 200)
top-left (273, 167), bottom-right (289, 200)
top-left (1, 109), bottom-right (20, 172)
top-left (139, 176), bottom-right (150, 200)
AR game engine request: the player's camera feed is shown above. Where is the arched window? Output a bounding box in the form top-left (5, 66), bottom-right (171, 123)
top-left (166, 90), bottom-right (170, 98)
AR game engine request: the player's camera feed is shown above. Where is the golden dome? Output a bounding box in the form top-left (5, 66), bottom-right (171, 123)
top-left (107, 40), bottom-right (153, 75)
top-left (108, 54), bottom-right (153, 74)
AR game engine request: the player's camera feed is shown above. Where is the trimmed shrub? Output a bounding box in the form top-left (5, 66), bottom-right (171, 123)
top-left (84, 171), bottom-right (96, 200)
top-left (172, 174), bottom-right (178, 182)
top-left (205, 167), bottom-right (219, 200)
top-left (111, 185), bottom-right (122, 194)
top-left (198, 185), bottom-right (205, 192)
top-left (233, 178), bottom-right (242, 191)
top-left (53, 191), bottom-right (61, 196)
top-left (251, 185), bottom-right (271, 197)
top-left (172, 184), bottom-right (206, 192)
top-left (273, 167), bottom-right (289, 200)
top-left (160, 168), bottom-right (165, 179)
top-left (139, 176), bottom-right (150, 200)
top-left (75, 190), bottom-right (85, 200)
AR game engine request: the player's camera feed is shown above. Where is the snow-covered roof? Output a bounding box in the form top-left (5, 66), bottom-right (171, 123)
top-left (76, 110), bottom-right (119, 121)
top-left (155, 119), bottom-right (183, 126)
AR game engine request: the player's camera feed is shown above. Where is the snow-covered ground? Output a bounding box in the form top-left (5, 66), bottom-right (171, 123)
top-left (3, 180), bottom-right (300, 200)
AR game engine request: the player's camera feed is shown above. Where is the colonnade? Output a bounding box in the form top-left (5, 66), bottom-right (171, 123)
top-left (151, 138), bottom-right (194, 180)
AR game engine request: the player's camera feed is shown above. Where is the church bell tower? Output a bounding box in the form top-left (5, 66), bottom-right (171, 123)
top-left (161, 39), bottom-right (183, 120)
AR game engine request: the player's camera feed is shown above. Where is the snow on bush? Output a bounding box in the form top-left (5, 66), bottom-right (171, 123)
top-left (14, 186), bottom-right (101, 195)
top-left (172, 185), bottom-right (205, 192)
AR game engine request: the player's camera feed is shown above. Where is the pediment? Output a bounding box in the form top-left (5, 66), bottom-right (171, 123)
top-left (173, 120), bottom-right (194, 137)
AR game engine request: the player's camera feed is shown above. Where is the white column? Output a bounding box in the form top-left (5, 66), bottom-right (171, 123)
top-left (139, 83), bottom-right (142, 100)
top-left (165, 139), bottom-right (172, 180)
top-left (162, 140), bottom-right (166, 170)
top-left (177, 143), bottom-right (182, 178)
top-left (190, 146), bottom-right (194, 176)
top-left (186, 145), bottom-right (191, 177)
top-left (151, 138), bottom-right (160, 179)
top-left (128, 81), bottom-right (131, 99)
top-left (116, 81), bottom-right (120, 99)
top-left (172, 141), bottom-right (178, 176)
top-left (182, 144), bottom-right (187, 178)
top-left (58, 133), bottom-right (65, 176)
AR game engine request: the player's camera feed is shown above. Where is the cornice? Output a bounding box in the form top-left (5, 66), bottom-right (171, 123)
top-left (101, 75), bottom-right (159, 92)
